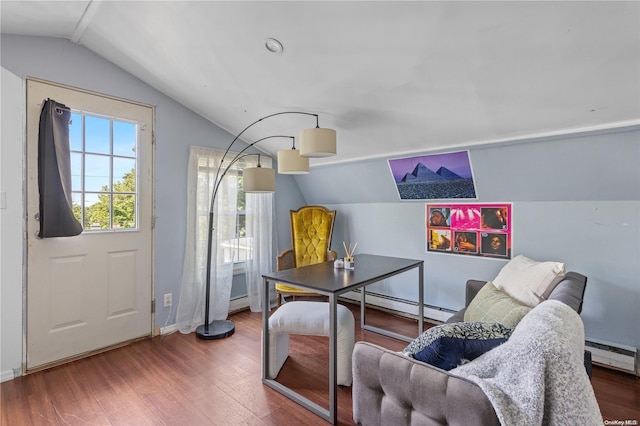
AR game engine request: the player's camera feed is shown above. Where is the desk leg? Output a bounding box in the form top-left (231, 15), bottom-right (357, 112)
top-left (360, 285), bottom-right (366, 330)
top-left (261, 283), bottom-right (336, 424)
top-left (329, 294), bottom-right (337, 425)
top-left (359, 263), bottom-right (424, 342)
top-left (418, 262), bottom-right (424, 335)
top-left (262, 277), bottom-right (270, 381)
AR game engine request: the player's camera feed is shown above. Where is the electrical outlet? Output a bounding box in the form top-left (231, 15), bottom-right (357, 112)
top-left (163, 293), bottom-right (172, 307)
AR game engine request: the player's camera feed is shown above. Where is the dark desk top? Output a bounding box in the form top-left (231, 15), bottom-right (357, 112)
top-left (262, 253), bottom-right (423, 295)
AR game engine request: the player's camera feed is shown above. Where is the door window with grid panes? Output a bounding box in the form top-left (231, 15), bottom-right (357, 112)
top-left (70, 112), bottom-right (138, 231)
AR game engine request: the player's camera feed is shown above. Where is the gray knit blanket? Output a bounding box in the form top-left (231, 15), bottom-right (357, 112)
top-left (452, 300), bottom-right (603, 426)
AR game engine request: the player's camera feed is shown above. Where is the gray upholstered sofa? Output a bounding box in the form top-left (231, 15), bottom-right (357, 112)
top-left (352, 272), bottom-right (589, 426)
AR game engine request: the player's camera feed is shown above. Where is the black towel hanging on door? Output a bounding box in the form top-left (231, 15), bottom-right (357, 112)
top-left (37, 99), bottom-right (83, 238)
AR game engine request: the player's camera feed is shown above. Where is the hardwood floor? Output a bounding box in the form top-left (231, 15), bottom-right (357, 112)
top-left (2, 303), bottom-right (638, 425)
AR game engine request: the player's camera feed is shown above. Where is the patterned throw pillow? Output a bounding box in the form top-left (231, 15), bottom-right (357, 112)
top-left (403, 322), bottom-right (513, 371)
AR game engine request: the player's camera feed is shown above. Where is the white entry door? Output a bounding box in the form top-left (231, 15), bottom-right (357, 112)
top-left (26, 79), bottom-right (154, 371)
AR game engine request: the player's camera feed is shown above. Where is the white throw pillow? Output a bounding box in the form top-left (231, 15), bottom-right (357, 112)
top-left (492, 255), bottom-right (565, 307)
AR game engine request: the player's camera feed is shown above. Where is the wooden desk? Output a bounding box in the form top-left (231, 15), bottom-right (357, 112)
top-left (261, 254), bottom-right (424, 424)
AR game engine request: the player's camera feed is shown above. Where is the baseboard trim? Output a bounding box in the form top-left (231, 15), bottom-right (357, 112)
top-left (159, 324), bottom-right (179, 335)
top-left (1, 370), bottom-right (16, 383)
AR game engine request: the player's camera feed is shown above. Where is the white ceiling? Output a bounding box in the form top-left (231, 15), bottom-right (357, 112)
top-left (2, 1), bottom-right (639, 166)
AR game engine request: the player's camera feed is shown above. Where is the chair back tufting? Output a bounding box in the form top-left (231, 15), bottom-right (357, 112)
top-left (290, 206), bottom-right (336, 267)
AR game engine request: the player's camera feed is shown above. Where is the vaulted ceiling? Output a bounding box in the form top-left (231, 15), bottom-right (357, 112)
top-left (2, 1), bottom-right (639, 166)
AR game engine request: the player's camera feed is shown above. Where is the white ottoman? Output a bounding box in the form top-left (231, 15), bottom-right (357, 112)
top-left (266, 301), bottom-right (355, 386)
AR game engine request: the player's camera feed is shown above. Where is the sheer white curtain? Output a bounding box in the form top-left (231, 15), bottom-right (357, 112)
top-left (245, 193), bottom-right (274, 312)
top-left (176, 146), bottom-right (272, 333)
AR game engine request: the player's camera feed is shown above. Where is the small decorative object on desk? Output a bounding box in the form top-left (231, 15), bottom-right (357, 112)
top-left (343, 242), bottom-right (357, 270)
top-left (334, 258), bottom-right (344, 268)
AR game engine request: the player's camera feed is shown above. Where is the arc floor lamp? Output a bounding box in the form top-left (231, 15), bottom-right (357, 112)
top-left (196, 112), bottom-right (337, 340)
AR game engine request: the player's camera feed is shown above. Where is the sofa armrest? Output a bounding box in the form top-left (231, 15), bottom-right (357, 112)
top-left (466, 279), bottom-right (487, 307)
top-left (547, 271), bottom-right (587, 314)
top-left (446, 279), bottom-right (487, 323)
top-left (352, 342), bottom-right (499, 426)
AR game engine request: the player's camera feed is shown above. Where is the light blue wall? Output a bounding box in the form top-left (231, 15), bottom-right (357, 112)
top-left (0, 35), bottom-right (301, 335)
top-left (296, 129), bottom-right (640, 204)
top-left (275, 173), bottom-right (307, 253)
top-left (296, 129), bottom-right (640, 348)
top-left (2, 34), bottom-right (639, 362)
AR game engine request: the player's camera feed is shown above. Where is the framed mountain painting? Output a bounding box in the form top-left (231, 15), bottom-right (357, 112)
top-left (388, 150), bottom-right (477, 200)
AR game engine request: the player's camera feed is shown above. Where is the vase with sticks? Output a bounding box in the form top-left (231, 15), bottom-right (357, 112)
top-left (343, 242), bottom-right (357, 270)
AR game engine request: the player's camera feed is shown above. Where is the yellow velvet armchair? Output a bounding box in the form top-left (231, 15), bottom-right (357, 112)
top-left (275, 205), bottom-right (337, 306)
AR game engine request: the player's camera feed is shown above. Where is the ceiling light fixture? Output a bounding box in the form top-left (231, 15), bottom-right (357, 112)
top-left (265, 38), bottom-right (284, 54)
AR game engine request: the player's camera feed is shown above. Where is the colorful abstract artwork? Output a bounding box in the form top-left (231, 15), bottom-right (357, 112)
top-left (426, 203), bottom-right (512, 259)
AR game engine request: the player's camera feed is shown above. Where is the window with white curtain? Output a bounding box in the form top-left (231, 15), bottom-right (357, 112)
top-left (196, 153), bottom-right (252, 267)
top-left (177, 146), bottom-right (274, 331)
top-left (192, 147), bottom-right (272, 274)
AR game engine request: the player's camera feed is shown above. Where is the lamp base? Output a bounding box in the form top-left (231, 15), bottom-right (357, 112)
top-left (196, 320), bottom-right (235, 340)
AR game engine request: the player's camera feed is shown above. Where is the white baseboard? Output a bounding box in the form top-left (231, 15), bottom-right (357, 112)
top-left (159, 324), bottom-right (179, 335)
top-left (1, 370), bottom-right (15, 383)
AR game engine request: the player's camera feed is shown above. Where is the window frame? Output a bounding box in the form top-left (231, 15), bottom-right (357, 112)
top-left (69, 110), bottom-right (139, 233)
top-left (196, 154), bottom-right (252, 274)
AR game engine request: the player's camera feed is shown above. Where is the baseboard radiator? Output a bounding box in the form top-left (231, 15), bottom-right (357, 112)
top-left (586, 339), bottom-right (639, 376)
top-left (227, 291), bottom-right (639, 376)
top-left (338, 289), bottom-right (455, 324)
top-left (226, 289), bottom-right (455, 323)
top-left (342, 290), bottom-right (640, 377)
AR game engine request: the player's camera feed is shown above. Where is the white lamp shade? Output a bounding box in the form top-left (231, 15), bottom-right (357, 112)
top-left (277, 149), bottom-right (310, 174)
top-left (299, 128), bottom-right (337, 158)
top-left (243, 167), bottom-right (275, 193)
